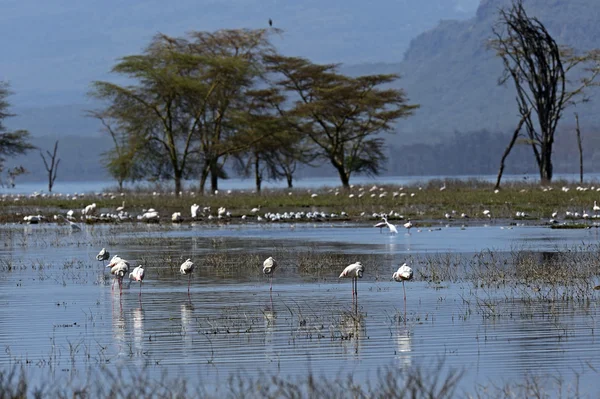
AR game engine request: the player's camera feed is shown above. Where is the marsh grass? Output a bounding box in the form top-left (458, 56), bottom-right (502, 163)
top-left (4, 179), bottom-right (600, 224)
top-left (2, 358), bottom-right (597, 398)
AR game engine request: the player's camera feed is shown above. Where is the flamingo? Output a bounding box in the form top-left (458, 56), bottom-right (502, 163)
top-left (403, 219), bottom-right (413, 234)
top-left (180, 259), bottom-right (195, 294)
top-left (96, 248), bottom-right (110, 266)
top-left (107, 257), bottom-right (130, 295)
top-left (57, 214), bottom-right (81, 231)
top-left (393, 263), bottom-right (414, 305)
top-left (129, 265), bottom-right (145, 296)
top-left (262, 257), bottom-right (278, 292)
top-left (339, 262), bottom-right (365, 299)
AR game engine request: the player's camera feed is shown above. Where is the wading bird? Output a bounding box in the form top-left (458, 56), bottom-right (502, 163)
top-left (107, 257), bottom-right (130, 295)
top-left (96, 248), bottom-right (110, 266)
top-left (129, 265), bottom-right (145, 296)
top-left (403, 219), bottom-right (413, 234)
top-left (392, 263), bottom-right (414, 305)
top-left (57, 214), bottom-right (81, 231)
top-left (339, 262), bottom-right (364, 299)
top-left (180, 259), bottom-right (195, 294)
top-left (374, 219), bottom-right (387, 233)
top-left (262, 257), bottom-right (278, 291)
top-left (384, 217), bottom-right (398, 235)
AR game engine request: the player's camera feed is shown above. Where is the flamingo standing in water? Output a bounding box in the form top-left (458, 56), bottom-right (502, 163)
top-left (262, 257), bottom-right (278, 292)
top-left (393, 263), bottom-right (414, 313)
top-left (129, 265), bottom-right (145, 296)
top-left (180, 259), bottom-right (195, 294)
top-left (96, 248), bottom-right (110, 266)
top-left (107, 257), bottom-right (130, 295)
top-left (339, 262), bottom-right (365, 299)
top-left (403, 220), bottom-right (413, 234)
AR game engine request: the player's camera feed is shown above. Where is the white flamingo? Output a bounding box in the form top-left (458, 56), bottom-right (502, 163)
top-left (107, 256), bottom-right (130, 295)
top-left (57, 214), bottom-right (81, 231)
top-left (96, 248), bottom-right (110, 266)
top-left (339, 262), bottom-right (365, 299)
top-left (180, 259), bottom-right (195, 294)
top-left (403, 220), bottom-right (413, 234)
top-left (393, 263), bottom-right (414, 305)
top-left (263, 257), bottom-right (278, 292)
top-left (129, 265), bottom-right (145, 296)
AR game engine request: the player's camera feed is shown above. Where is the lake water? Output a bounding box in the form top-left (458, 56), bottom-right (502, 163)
top-left (1, 222), bottom-right (600, 396)
top-left (4, 172), bottom-right (600, 195)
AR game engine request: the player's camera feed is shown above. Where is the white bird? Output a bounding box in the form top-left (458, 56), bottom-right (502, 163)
top-left (393, 263), bottom-right (414, 307)
top-left (171, 212), bottom-right (183, 223)
top-left (262, 257), bottom-right (278, 292)
top-left (180, 259), bottom-right (195, 294)
top-left (384, 218), bottom-right (398, 234)
top-left (96, 248), bottom-right (110, 266)
top-left (191, 204), bottom-right (200, 218)
top-left (339, 262), bottom-right (365, 299)
top-left (116, 201), bottom-right (125, 212)
top-left (57, 214), bottom-right (81, 231)
top-left (403, 220), bottom-right (413, 234)
top-left (107, 257), bottom-right (130, 295)
top-left (129, 265), bottom-right (145, 296)
top-left (594, 201), bottom-right (600, 212)
top-left (483, 209), bottom-right (491, 218)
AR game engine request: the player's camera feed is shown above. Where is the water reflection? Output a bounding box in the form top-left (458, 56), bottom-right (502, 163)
top-left (111, 296), bottom-right (126, 357)
top-left (132, 307), bottom-right (145, 365)
top-left (394, 326), bottom-right (412, 368)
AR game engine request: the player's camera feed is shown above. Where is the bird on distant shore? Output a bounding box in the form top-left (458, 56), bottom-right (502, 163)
top-left (96, 248), bottom-right (110, 266)
top-left (129, 265), bottom-right (145, 296)
top-left (57, 214), bottom-right (81, 231)
top-left (339, 262), bottom-right (364, 299)
top-left (262, 256), bottom-right (278, 292)
top-left (180, 259), bottom-right (195, 294)
top-left (393, 263), bottom-right (414, 305)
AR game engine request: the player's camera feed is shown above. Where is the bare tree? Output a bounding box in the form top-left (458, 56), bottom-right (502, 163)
top-left (575, 113), bottom-right (583, 184)
top-left (491, 0), bottom-right (600, 186)
top-left (40, 140), bottom-right (60, 192)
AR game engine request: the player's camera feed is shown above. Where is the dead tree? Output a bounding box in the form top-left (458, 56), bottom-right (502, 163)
top-left (490, 0), bottom-right (600, 185)
top-left (575, 113), bottom-right (583, 183)
top-left (40, 140), bottom-right (60, 192)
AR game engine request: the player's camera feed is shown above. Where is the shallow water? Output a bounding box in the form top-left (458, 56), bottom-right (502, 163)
top-left (1, 222), bottom-right (600, 394)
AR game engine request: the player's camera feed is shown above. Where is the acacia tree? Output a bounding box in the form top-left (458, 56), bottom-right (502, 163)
top-left (265, 56), bottom-right (418, 188)
top-left (39, 140), bottom-right (60, 192)
top-left (491, 0), bottom-right (600, 187)
top-left (90, 111), bottom-right (146, 191)
top-left (90, 33), bottom-right (220, 195)
top-left (187, 29), bottom-right (281, 193)
top-left (0, 82), bottom-right (34, 186)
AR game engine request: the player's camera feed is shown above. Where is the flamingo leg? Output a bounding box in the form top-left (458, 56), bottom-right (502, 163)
top-left (118, 277), bottom-right (123, 296)
top-left (188, 274), bottom-right (191, 294)
top-left (403, 280), bottom-right (407, 322)
top-left (270, 274), bottom-right (273, 292)
top-left (139, 281), bottom-right (142, 297)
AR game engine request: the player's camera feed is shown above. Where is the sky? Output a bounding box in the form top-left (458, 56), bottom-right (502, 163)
top-left (0, 0), bottom-right (480, 107)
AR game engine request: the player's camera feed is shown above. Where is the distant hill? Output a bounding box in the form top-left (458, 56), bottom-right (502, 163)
top-left (395, 0), bottom-right (600, 143)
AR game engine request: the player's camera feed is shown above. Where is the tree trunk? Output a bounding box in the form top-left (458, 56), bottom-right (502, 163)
top-left (333, 162), bottom-right (350, 189)
top-left (254, 155), bottom-right (262, 193)
top-left (173, 172), bottom-right (181, 197)
top-left (286, 173), bottom-right (293, 188)
top-left (210, 160), bottom-right (219, 193)
top-left (118, 179), bottom-right (124, 192)
top-left (48, 174), bottom-right (53, 192)
top-left (539, 143), bottom-right (553, 184)
top-left (199, 164), bottom-right (210, 195)
top-left (575, 113), bottom-right (583, 183)
top-left (495, 112), bottom-right (529, 189)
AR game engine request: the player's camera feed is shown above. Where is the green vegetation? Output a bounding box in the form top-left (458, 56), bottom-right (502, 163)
top-left (3, 179), bottom-right (600, 224)
top-left (0, 82), bottom-right (34, 186)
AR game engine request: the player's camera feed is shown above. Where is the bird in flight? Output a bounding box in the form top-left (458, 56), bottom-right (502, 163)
top-left (269, 18), bottom-right (273, 27)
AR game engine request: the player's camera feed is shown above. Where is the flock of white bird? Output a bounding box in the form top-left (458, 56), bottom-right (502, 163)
top-left (97, 248), bottom-right (415, 306)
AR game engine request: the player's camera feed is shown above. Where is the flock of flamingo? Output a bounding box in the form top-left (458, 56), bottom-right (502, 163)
top-left (97, 248), bottom-right (414, 307)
